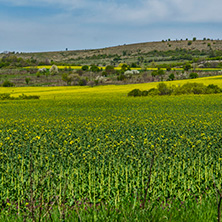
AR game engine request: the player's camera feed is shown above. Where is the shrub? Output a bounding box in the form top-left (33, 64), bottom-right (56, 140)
top-left (90, 65), bottom-right (100, 72)
top-left (174, 83), bottom-right (206, 95)
top-left (128, 83), bottom-right (222, 97)
top-left (157, 83), bottom-right (172, 95)
top-left (151, 71), bottom-right (158, 77)
top-left (102, 71), bottom-right (107, 77)
top-left (78, 78), bottom-right (87, 86)
top-left (117, 74), bottom-right (126, 81)
top-left (105, 65), bottom-right (115, 74)
top-left (128, 89), bottom-right (142, 97)
top-left (183, 63), bottom-right (192, 71)
top-left (18, 94), bottom-right (40, 100)
top-left (189, 72), bottom-right (198, 79)
top-left (0, 93), bottom-right (11, 100)
top-left (206, 84), bottom-right (222, 94)
top-left (49, 65), bottom-right (59, 75)
top-left (141, 90), bottom-right (149, 96)
top-left (166, 66), bottom-right (171, 71)
top-left (168, 73), bottom-right (175, 81)
top-left (2, 80), bottom-right (14, 87)
top-left (147, 88), bottom-right (160, 96)
top-left (81, 65), bottom-right (89, 71)
top-left (188, 41), bottom-right (192, 46)
top-left (25, 78), bottom-right (31, 85)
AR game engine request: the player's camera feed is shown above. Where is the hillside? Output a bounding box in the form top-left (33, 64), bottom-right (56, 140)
top-left (1, 39), bottom-right (222, 65)
top-left (1, 39), bottom-right (222, 87)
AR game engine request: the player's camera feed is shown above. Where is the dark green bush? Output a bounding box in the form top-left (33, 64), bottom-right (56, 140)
top-left (18, 94), bottom-right (40, 100)
top-left (105, 65), bottom-right (115, 74)
top-left (168, 73), bottom-right (175, 81)
top-left (147, 88), bottom-right (160, 96)
top-left (128, 89), bottom-right (142, 97)
top-left (78, 78), bottom-right (87, 86)
top-left (2, 80), bottom-right (14, 87)
top-left (90, 65), bottom-right (100, 72)
top-left (117, 74), bottom-right (126, 81)
top-left (141, 90), bottom-right (149, 96)
top-left (81, 65), bottom-right (89, 71)
top-left (157, 83), bottom-right (172, 95)
top-left (206, 84), bottom-right (222, 94)
top-left (0, 93), bottom-right (11, 100)
top-left (128, 83), bottom-right (222, 97)
top-left (189, 72), bottom-right (198, 79)
top-left (0, 93), bottom-right (40, 100)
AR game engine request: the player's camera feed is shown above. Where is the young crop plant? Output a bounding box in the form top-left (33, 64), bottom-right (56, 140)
top-left (0, 78), bottom-right (222, 221)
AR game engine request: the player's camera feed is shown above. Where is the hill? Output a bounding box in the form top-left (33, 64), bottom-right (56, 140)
top-left (1, 39), bottom-right (222, 65)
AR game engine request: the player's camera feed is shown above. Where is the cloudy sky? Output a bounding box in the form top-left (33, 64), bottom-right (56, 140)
top-left (0, 0), bottom-right (221, 52)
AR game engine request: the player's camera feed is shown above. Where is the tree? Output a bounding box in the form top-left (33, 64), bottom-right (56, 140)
top-left (168, 73), bottom-right (175, 81)
top-left (151, 71), bottom-right (158, 77)
top-left (166, 66), bottom-right (171, 71)
top-left (2, 80), bottom-right (14, 87)
top-left (105, 65), bottom-right (115, 74)
top-left (81, 65), bottom-right (89, 71)
top-left (25, 78), bottom-right (31, 85)
top-left (189, 72), bottom-right (198, 79)
top-left (62, 73), bottom-right (71, 85)
top-left (90, 65), bottom-right (100, 72)
top-left (50, 65), bottom-right (59, 75)
top-left (183, 63), bottom-right (192, 71)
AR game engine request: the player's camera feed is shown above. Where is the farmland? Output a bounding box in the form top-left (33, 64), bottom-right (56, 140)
top-left (1, 76), bottom-right (222, 221)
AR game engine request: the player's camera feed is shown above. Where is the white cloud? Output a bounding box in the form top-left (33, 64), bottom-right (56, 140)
top-left (82, 0), bottom-right (222, 25)
top-left (1, 0), bottom-right (222, 24)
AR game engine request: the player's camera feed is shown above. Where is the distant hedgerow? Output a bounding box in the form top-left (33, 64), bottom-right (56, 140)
top-left (0, 93), bottom-right (40, 100)
top-left (128, 83), bottom-right (222, 97)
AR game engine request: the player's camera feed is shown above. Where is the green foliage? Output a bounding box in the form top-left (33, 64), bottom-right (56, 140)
top-left (2, 80), bottom-right (14, 87)
top-left (157, 82), bottom-right (172, 95)
top-left (18, 94), bottom-right (40, 100)
top-left (189, 72), bottom-right (198, 79)
top-left (127, 89), bottom-right (142, 96)
top-left (81, 65), bottom-right (89, 71)
top-left (207, 84), bottom-right (222, 93)
top-left (90, 64), bottom-right (100, 72)
top-left (166, 66), bottom-right (171, 71)
top-left (183, 63), bottom-right (192, 71)
top-left (0, 93), bottom-right (40, 100)
top-left (0, 93), bottom-right (11, 100)
top-left (188, 41), bottom-right (192, 45)
top-left (78, 78), bottom-right (87, 86)
top-left (25, 77), bottom-right (30, 85)
top-left (129, 83), bottom-right (222, 97)
top-left (117, 74), bottom-right (126, 81)
top-left (0, 88), bottom-right (222, 220)
top-left (146, 88), bottom-right (160, 96)
top-left (105, 65), bottom-right (115, 74)
top-left (0, 55), bottom-right (37, 68)
top-left (151, 70), bottom-right (158, 77)
top-left (62, 73), bottom-right (71, 85)
top-left (168, 73), bottom-right (175, 81)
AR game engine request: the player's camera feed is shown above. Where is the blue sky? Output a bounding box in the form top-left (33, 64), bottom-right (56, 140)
top-left (0, 0), bottom-right (222, 52)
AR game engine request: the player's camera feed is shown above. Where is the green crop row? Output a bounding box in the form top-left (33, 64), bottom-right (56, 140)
top-left (0, 87), bottom-right (222, 220)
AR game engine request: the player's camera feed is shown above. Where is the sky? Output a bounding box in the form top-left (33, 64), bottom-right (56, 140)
top-left (0, 0), bottom-right (222, 52)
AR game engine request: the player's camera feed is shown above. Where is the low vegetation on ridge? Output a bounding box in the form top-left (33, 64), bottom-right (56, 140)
top-left (128, 82), bottom-right (222, 97)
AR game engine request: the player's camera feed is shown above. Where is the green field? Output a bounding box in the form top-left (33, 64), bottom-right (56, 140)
top-left (1, 76), bottom-right (222, 221)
